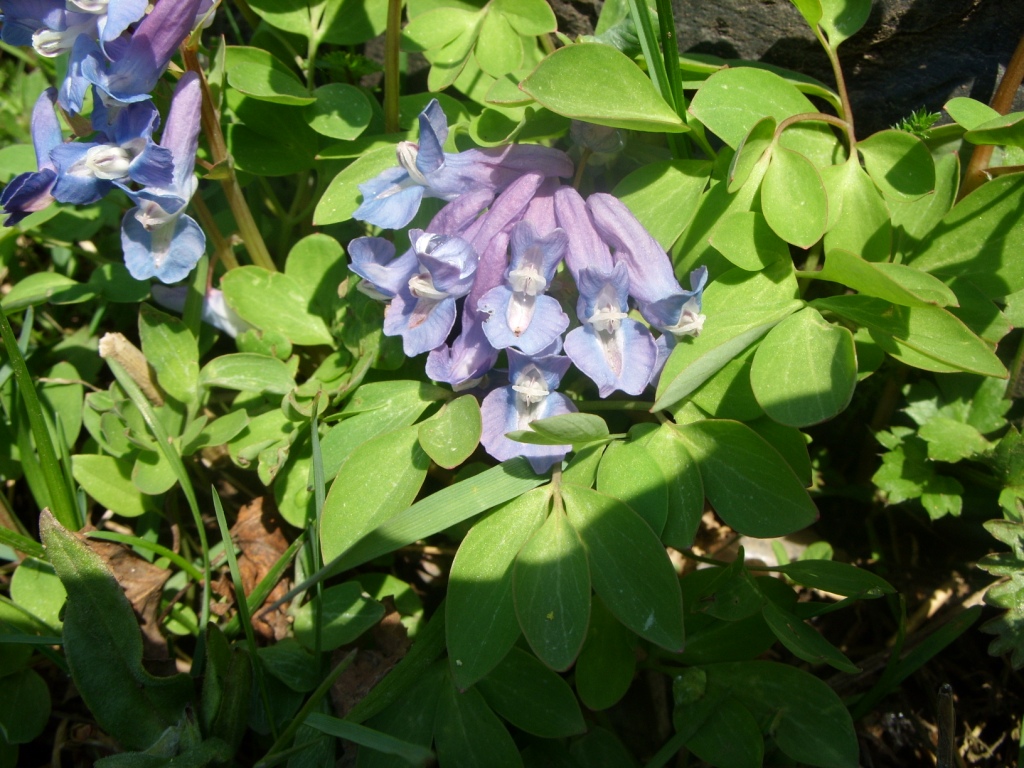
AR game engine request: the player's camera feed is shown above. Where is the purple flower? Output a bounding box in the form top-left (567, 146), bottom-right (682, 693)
top-left (120, 72), bottom-right (205, 283)
top-left (67, 0), bottom-right (148, 45)
top-left (354, 99), bottom-right (573, 230)
top-left (426, 173), bottom-right (547, 390)
top-left (564, 263), bottom-right (658, 397)
top-left (553, 185), bottom-right (613, 281)
top-left (348, 187), bottom-right (495, 301)
top-left (478, 220), bottom-right (569, 355)
top-left (480, 346), bottom-right (576, 474)
top-left (49, 98), bottom-right (172, 205)
top-left (1, 88), bottom-right (62, 226)
top-left (60, 0), bottom-right (202, 112)
top-left (0, 1), bottom-right (67, 48)
top-left (383, 230), bottom-right (479, 356)
top-left (586, 192), bottom-right (708, 337)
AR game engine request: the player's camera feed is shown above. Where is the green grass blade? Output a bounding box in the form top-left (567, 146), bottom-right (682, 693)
top-left (0, 303), bottom-right (78, 529)
top-left (0, 527), bottom-right (46, 559)
top-left (104, 357), bottom-right (212, 635)
top-left (211, 488), bottom-right (278, 741)
top-left (266, 458), bottom-right (544, 613)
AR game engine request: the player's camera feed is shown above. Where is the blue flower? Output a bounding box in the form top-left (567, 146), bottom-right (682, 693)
top-left (478, 220), bottom-right (569, 355)
top-left (60, 0), bottom-right (203, 112)
top-left (564, 263), bottom-right (658, 397)
top-left (49, 98), bottom-right (172, 205)
top-left (383, 230), bottom-right (479, 356)
top-left (1, 88), bottom-right (62, 226)
top-left (587, 192), bottom-right (708, 337)
top-left (480, 346), bottom-right (576, 473)
top-left (347, 237), bottom-right (418, 300)
top-left (120, 72), bottom-right (206, 283)
top-left (354, 99), bottom-right (573, 230)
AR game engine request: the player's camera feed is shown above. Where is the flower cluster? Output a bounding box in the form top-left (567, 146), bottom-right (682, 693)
top-left (0, 0), bottom-right (209, 283)
top-left (351, 101), bottom-right (708, 473)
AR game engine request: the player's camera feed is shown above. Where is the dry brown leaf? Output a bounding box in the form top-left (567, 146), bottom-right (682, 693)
top-left (231, 497), bottom-right (291, 641)
top-left (82, 534), bottom-right (174, 676)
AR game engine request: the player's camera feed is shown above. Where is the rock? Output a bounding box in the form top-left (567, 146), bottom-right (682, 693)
top-left (672, 0), bottom-right (1024, 135)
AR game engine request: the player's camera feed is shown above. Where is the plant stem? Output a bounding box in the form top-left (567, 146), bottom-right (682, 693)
top-left (384, 0), bottom-right (403, 134)
top-left (190, 194), bottom-right (239, 271)
top-left (815, 29), bottom-right (856, 151)
top-left (180, 46), bottom-right (277, 272)
top-left (960, 28), bottom-right (1024, 199)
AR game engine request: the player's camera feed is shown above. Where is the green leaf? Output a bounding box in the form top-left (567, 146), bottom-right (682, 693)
top-left (596, 440), bottom-right (668, 535)
top-left (320, 382), bottom-right (443, 478)
top-left (417, 395), bottom-right (481, 470)
top-left (132, 449), bottom-right (177, 495)
top-left (0, 668), bottom-right (50, 744)
top-left (315, 0), bottom-right (389, 45)
top-left (9, 558), bottom-right (65, 631)
top-left (320, 425), bottom-right (429, 562)
top-left (513, 506), bottom-right (590, 671)
top-left (39, 512), bottom-right (193, 751)
top-left (889, 150), bottom-right (958, 260)
top-left (749, 308), bottom-right (857, 427)
top-left (761, 601), bottom-right (859, 672)
top-left (612, 160), bottom-right (712, 250)
top-left (434, 676), bottom-right (522, 768)
top-left (654, 262), bottom-right (804, 412)
top-left (477, 647), bottom-right (585, 738)
top-left (293, 582), bottom-right (385, 650)
top-left (72, 454), bottom-right (154, 518)
top-left (198, 353), bottom-right (296, 394)
top-left (562, 484), bottom-right (685, 651)
top-left (181, 410), bottom-right (249, 454)
top-left (630, 424), bottom-right (704, 548)
top-left (574, 596), bottom-right (636, 711)
top-left (857, 129), bottom-right (935, 201)
top-left (774, 559), bottom-right (895, 596)
top-left (682, 661), bottom-right (858, 768)
top-left (789, 0), bottom-right (822, 26)
top-left (224, 46), bottom-right (315, 106)
top-left (918, 417), bottom-right (991, 462)
top-left (908, 173), bottom-right (1024, 298)
top-left (965, 111), bottom-right (1024, 148)
top-left (475, 9), bottom-right (522, 77)
top-left (402, 7), bottom-right (478, 51)
top-left (811, 295), bottom-right (1007, 378)
top-left (519, 43), bottom-right (687, 132)
top-left (944, 97), bottom-right (1000, 130)
top-left (813, 248), bottom-right (959, 307)
top-left (493, 0), bottom-right (556, 35)
top-left (820, 160), bottom-right (891, 261)
top-left (138, 305), bottom-right (198, 404)
top-left (305, 711), bottom-right (433, 766)
top-left (508, 412), bottom-right (610, 446)
top-left (1, 272), bottom-right (94, 310)
top-left (689, 345), bottom-right (764, 422)
top-left (303, 83), bottom-right (372, 140)
top-left (818, 0), bottom-right (871, 47)
top-left (689, 68), bottom-right (839, 164)
top-left (314, 146), bottom-right (397, 225)
top-left (446, 489), bottom-right (548, 689)
top-left (709, 211), bottom-right (788, 271)
top-left (683, 694), bottom-right (764, 768)
top-left (221, 267), bottom-right (333, 346)
top-left (761, 146), bottom-right (829, 248)
top-left (674, 420), bottom-right (818, 537)
top-left (728, 116), bottom-right (776, 192)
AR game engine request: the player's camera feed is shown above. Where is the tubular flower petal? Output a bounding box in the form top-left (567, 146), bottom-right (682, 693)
top-left (1, 87), bottom-right (62, 226)
top-left (480, 347), bottom-right (576, 474)
top-left (354, 99), bottom-right (573, 230)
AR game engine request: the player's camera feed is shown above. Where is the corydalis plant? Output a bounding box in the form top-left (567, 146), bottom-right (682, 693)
top-left (353, 100), bottom-right (708, 471)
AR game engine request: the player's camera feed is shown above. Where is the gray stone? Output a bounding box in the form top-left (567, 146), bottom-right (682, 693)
top-left (671, 0), bottom-right (1024, 136)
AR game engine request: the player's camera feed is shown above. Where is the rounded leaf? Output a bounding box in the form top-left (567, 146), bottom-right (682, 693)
top-left (750, 308), bottom-right (857, 427)
top-left (761, 146), bottom-right (828, 248)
